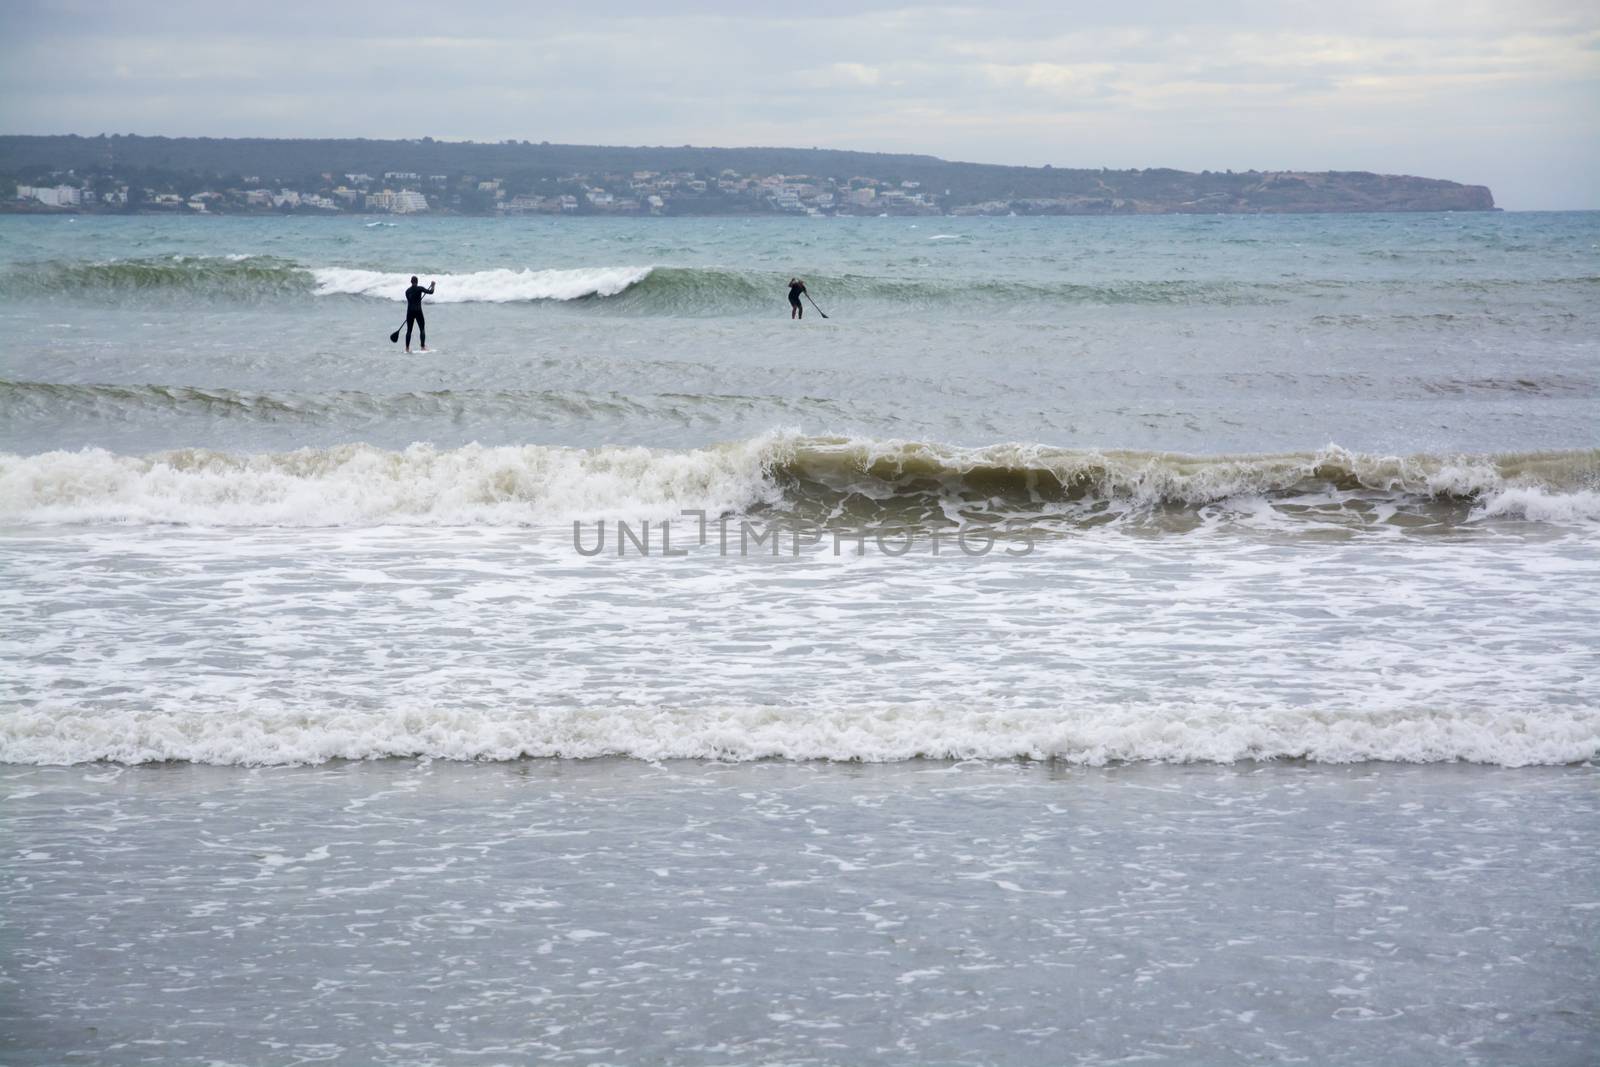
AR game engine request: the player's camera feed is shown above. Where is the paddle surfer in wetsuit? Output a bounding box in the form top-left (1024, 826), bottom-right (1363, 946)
top-left (404, 276), bottom-right (435, 352)
top-left (788, 278), bottom-right (807, 319)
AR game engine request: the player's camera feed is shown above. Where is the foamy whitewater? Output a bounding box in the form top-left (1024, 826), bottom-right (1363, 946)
top-left (311, 264), bottom-right (653, 302)
top-left (3, 211), bottom-right (1599, 1067)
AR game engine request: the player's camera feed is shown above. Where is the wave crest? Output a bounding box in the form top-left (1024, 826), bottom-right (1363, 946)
top-left (13, 255), bottom-right (307, 299)
top-left (309, 265), bottom-right (653, 303)
top-left (1, 436), bottom-right (1596, 529)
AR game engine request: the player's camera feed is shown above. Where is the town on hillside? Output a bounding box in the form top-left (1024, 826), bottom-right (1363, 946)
top-left (10, 167), bottom-right (945, 217)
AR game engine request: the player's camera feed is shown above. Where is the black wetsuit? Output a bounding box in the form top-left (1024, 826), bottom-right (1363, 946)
top-left (788, 281), bottom-right (806, 316)
top-left (404, 282), bottom-right (434, 346)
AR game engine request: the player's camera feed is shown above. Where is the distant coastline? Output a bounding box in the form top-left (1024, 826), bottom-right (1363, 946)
top-left (1, 134), bottom-right (1495, 217)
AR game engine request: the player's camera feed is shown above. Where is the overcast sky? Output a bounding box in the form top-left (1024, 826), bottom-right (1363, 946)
top-left (2, 1), bottom-right (1596, 209)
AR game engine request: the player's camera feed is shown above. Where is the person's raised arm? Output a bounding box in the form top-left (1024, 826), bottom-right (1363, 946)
top-left (426, 281), bottom-right (436, 295)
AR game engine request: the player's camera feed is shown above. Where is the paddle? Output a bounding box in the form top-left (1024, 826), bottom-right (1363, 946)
top-left (388, 321), bottom-right (404, 344)
top-left (805, 293), bottom-right (829, 319)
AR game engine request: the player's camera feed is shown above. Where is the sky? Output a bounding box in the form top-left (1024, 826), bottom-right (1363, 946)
top-left (1, 1), bottom-right (1596, 209)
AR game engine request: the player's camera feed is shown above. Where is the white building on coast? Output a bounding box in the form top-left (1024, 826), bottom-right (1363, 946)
top-left (367, 189), bottom-right (429, 213)
top-left (16, 184), bottom-right (82, 207)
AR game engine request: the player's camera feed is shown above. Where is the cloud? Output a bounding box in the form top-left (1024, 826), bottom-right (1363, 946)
top-left (796, 63), bottom-right (885, 90)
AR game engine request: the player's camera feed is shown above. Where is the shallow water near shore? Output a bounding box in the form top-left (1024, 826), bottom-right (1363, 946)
top-left (3, 758), bottom-right (1597, 1066)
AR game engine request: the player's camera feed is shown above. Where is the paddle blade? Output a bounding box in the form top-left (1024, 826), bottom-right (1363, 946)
top-left (389, 330), bottom-right (401, 343)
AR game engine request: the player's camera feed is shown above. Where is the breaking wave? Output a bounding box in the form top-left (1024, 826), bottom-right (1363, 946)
top-left (2, 434), bottom-right (1596, 530)
top-left (309, 265), bottom-right (653, 302)
top-left (3, 703), bottom-right (1596, 767)
top-left (0, 255), bottom-right (661, 304)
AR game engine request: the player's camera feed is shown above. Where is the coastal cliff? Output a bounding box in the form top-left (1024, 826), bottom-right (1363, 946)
top-left (955, 169), bottom-right (1496, 215)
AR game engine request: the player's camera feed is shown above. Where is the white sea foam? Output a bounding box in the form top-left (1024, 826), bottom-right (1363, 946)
top-left (2, 703), bottom-right (1595, 767)
top-left (0, 438), bottom-right (783, 526)
top-left (1476, 487), bottom-right (1600, 524)
top-left (4, 504), bottom-right (1595, 770)
top-left (309, 265), bottom-right (652, 302)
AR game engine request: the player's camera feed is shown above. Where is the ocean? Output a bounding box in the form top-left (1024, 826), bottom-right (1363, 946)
top-left (1, 212), bottom-right (1597, 1065)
